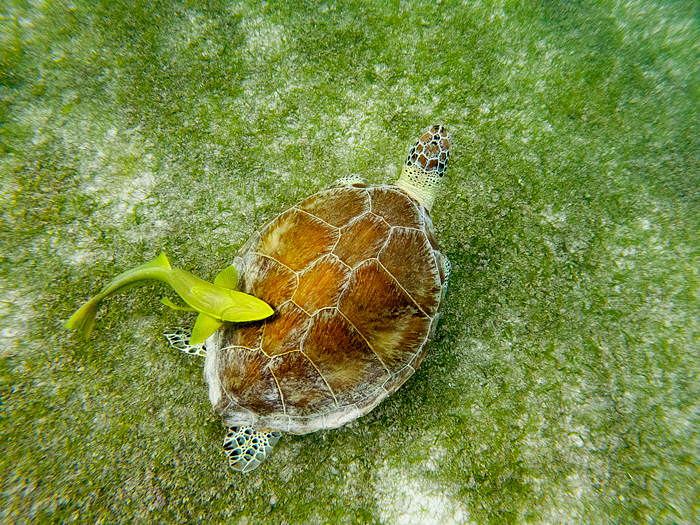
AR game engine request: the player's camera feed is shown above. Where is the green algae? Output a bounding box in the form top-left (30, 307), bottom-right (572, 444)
top-left (2, 1), bottom-right (699, 523)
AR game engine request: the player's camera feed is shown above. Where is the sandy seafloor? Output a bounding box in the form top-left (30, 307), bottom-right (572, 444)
top-left (1, 1), bottom-right (698, 523)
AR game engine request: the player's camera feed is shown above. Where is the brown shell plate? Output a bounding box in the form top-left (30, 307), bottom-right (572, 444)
top-left (204, 185), bottom-right (446, 434)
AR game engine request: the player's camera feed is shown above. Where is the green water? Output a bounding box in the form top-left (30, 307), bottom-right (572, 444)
top-left (2, 1), bottom-right (698, 523)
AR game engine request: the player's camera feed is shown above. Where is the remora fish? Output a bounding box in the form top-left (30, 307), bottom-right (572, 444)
top-left (65, 252), bottom-right (273, 344)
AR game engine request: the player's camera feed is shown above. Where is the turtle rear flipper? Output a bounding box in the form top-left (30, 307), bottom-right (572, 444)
top-left (333, 174), bottom-right (367, 187)
top-left (163, 327), bottom-right (207, 357)
top-left (223, 426), bottom-right (282, 473)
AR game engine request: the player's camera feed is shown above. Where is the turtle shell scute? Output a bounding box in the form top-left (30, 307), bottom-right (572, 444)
top-left (296, 186), bottom-right (370, 228)
top-left (256, 208), bottom-right (338, 272)
top-left (378, 228), bottom-right (442, 317)
top-left (369, 186), bottom-right (424, 228)
top-left (332, 212), bottom-right (391, 269)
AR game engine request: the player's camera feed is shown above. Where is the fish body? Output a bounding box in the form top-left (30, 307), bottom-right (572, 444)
top-left (65, 252), bottom-right (273, 344)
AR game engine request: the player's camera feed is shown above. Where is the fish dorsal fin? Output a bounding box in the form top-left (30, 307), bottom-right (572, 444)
top-left (190, 312), bottom-right (223, 345)
top-left (213, 265), bottom-right (238, 289)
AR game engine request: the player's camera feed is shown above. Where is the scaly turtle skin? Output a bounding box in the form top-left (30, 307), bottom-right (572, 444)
top-left (168, 125), bottom-right (451, 472)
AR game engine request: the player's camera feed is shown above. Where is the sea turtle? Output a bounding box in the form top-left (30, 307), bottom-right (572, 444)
top-left (165, 125), bottom-right (452, 472)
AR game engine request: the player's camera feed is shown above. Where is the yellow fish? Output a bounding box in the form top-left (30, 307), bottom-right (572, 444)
top-left (65, 252), bottom-right (273, 344)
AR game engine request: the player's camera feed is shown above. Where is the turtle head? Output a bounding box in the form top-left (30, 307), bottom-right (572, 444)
top-left (395, 125), bottom-right (450, 213)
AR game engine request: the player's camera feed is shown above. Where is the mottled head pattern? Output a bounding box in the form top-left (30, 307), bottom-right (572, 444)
top-left (395, 125), bottom-right (450, 213)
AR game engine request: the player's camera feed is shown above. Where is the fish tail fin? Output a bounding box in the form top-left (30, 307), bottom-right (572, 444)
top-left (65, 252), bottom-right (174, 340)
top-left (64, 297), bottom-right (101, 340)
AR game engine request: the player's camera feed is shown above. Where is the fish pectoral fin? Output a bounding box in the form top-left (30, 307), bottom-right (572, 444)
top-left (213, 265), bottom-right (238, 289)
top-left (161, 297), bottom-right (196, 311)
top-left (190, 312), bottom-right (223, 345)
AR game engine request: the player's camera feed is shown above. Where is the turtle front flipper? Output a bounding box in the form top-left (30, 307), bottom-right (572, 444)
top-left (332, 174), bottom-right (367, 187)
top-left (163, 327), bottom-right (206, 357)
top-left (223, 426), bottom-right (282, 473)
